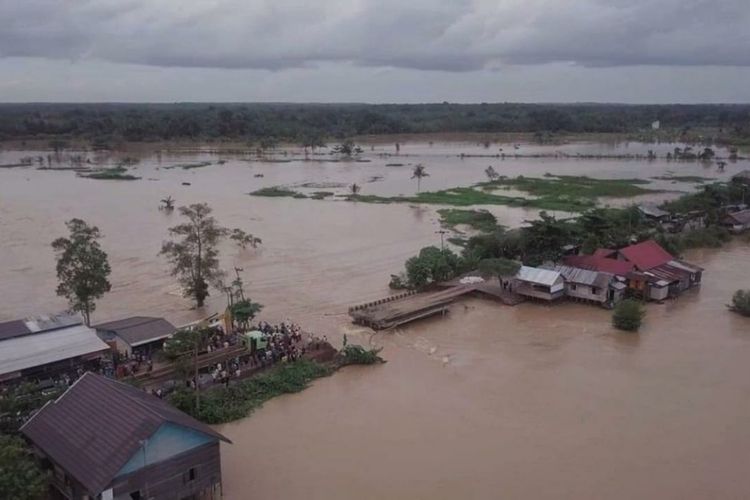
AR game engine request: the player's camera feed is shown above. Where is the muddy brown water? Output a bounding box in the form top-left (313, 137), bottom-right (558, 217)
top-left (1, 139), bottom-right (749, 499)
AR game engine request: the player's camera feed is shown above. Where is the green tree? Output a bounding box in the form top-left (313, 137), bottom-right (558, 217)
top-left (163, 327), bottom-right (214, 411)
top-left (231, 299), bottom-right (264, 330)
top-left (0, 435), bottom-right (47, 500)
top-left (729, 289), bottom-right (750, 317)
top-left (411, 163), bottom-right (430, 192)
top-left (520, 212), bottom-right (573, 265)
top-left (404, 246), bottom-right (461, 289)
top-left (612, 299), bottom-right (646, 332)
top-left (160, 203), bottom-right (227, 308)
top-left (478, 258), bottom-right (521, 287)
top-left (51, 219), bottom-right (112, 326)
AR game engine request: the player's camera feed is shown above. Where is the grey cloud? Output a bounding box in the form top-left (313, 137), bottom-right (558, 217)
top-left (0, 0), bottom-right (748, 72)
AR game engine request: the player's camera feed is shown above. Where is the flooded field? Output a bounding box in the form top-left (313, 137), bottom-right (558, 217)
top-left (1, 138), bottom-right (749, 499)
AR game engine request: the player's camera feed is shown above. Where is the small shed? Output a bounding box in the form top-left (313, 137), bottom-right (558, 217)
top-left (722, 209), bottom-right (750, 233)
top-left (94, 316), bottom-right (176, 357)
top-left (513, 266), bottom-right (565, 301)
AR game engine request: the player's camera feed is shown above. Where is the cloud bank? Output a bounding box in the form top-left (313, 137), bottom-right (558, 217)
top-left (2, 0), bottom-right (749, 71)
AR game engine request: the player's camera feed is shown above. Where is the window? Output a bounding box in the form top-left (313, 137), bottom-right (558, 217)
top-left (570, 284), bottom-right (577, 291)
top-left (183, 467), bottom-right (197, 484)
top-left (130, 491), bottom-right (142, 500)
top-left (592, 287), bottom-right (600, 295)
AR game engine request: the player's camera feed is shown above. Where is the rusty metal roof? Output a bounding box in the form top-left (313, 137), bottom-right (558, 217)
top-left (552, 265), bottom-right (613, 288)
top-left (21, 372), bottom-right (229, 496)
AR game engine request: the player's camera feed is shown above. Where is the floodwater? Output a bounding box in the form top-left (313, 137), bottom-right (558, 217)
top-left (1, 138), bottom-right (750, 499)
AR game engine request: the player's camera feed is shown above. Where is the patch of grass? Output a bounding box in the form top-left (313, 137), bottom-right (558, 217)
top-left (438, 208), bottom-right (498, 233)
top-left (169, 360), bottom-right (333, 424)
top-left (252, 176), bottom-right (660, 213)
top-left (79, 166), bottom-right (141, 180)
top-left (481, 175), bottom-right (654, 199)
top-left (250, 186), bottom-right (301, 197)
top-left (310, 191), bottom-right (334, 199)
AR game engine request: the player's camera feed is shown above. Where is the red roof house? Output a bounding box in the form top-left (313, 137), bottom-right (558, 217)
top-left (617, 240), bottom-right (674, 271)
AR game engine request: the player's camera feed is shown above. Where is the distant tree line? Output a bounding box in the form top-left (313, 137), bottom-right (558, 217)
top-left (1, 103), bottom-right (749, 144)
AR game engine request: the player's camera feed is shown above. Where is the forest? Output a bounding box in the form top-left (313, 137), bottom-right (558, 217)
top-left (0, 102), bottom-right (749, 145)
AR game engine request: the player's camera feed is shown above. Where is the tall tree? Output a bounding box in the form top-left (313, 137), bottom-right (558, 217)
top-left (51, 219), bottom-right (111, 326)
top-left (478, 258), bottom-right (521, 287)
top-left (411, 163), bottom-right (430, 192)
top-left (0, 435), bottom-right (47, 500)
top-left (160, 203), bottom-right (227, 308)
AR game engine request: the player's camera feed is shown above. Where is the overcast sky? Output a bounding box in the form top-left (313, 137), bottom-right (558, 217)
top-left (1, 0), bottom-right (749, 103)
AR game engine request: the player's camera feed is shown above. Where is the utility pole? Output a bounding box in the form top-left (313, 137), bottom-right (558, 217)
top-left (435, 230), bottom-right (448, 251)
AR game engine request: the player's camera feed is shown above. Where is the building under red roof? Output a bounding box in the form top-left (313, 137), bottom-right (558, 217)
top-left (562, 254), bottom-right (634, 276)
top-left (617, 240), bottom-right (674, 271)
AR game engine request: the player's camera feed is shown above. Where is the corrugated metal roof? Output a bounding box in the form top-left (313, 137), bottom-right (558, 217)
top-left (638, 205), bottom-right (670, 219)
top-left (94, 316), bottom-right (176, 347)
top-left (562, 255), bottom-right (634, 276)
top-left (725, 209), bottom-right (750, 225)
top-left (0, 320), bottom-right (32, 341)
top-left (619, 240), bottom-right (674, 271)
top-left (0, 311), bottom-right (81, 342)
top-left (22, 372), bottom-right (230, 496)
top-left (552, 265), bottom-right (613, 288)
top-left (0, 325), bottom-right (109, 377)
top-left (516, 266), bottom-right (562, 286)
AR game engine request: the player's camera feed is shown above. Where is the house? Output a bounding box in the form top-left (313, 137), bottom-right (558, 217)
top-left (565, 241), bottom-right (702, 300)
top-left (638, 204), bottom-right (671, 223)
top-left (95, 316), bottom-right (176, 357)
top-left (722, 209), bottom-right (750, 233)
top-left (732, 169), bottom-right (750, 186)
top-left (512, 266), bottom-right (565, 301)
top-left (614, 240), bottom-right (703, 299)
top-left (22, 372), bottom-right (231, 500)
top-left (0, 312), bottom-right (110, 384)
top-left (548, 264), bottom-right (624, 306)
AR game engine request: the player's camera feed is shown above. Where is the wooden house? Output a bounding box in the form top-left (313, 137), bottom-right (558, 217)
top-left (22, 372), bottom-right (231, 500)
top-left (722, 209), bottom-right (750, 234)
top-left (512, 266), bottom-right (565, 301)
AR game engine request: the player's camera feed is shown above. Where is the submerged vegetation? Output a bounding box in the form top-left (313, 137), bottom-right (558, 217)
top-left (438, 209), bottom-right (498, 233)
top-left (613, 299), bottom-right (646, 332)
top-left (169, 360), bottom-right (334, 424)
top-left (170, 343), bottom-right (385, 424)
top-left (729, 290), bottom-right (750, 317)
top-left (79, 165), bottom-right (140, 180)
top-left (252, 175), bottom-right (661, 213)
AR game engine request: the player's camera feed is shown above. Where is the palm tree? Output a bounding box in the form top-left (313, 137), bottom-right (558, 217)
top-left (485, 165), bottom-right (499, 181)
top-left (159, 196), bottom-right (175, 211)
top-left (411, 163), bottom-right (429, 192)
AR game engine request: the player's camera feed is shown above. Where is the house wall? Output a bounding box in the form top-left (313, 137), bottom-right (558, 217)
top-left (566, 283), bottom-right (608, 303)
top-left (649, 286), bottom-right (669, 301)
top-left (110, 442), bottom-right (223, 500)
top-left (514, 282), bottom-right (565, 301)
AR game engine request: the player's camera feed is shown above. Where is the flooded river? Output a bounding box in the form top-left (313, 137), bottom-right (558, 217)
top-left (1, 138), bottom-right (749, 498)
